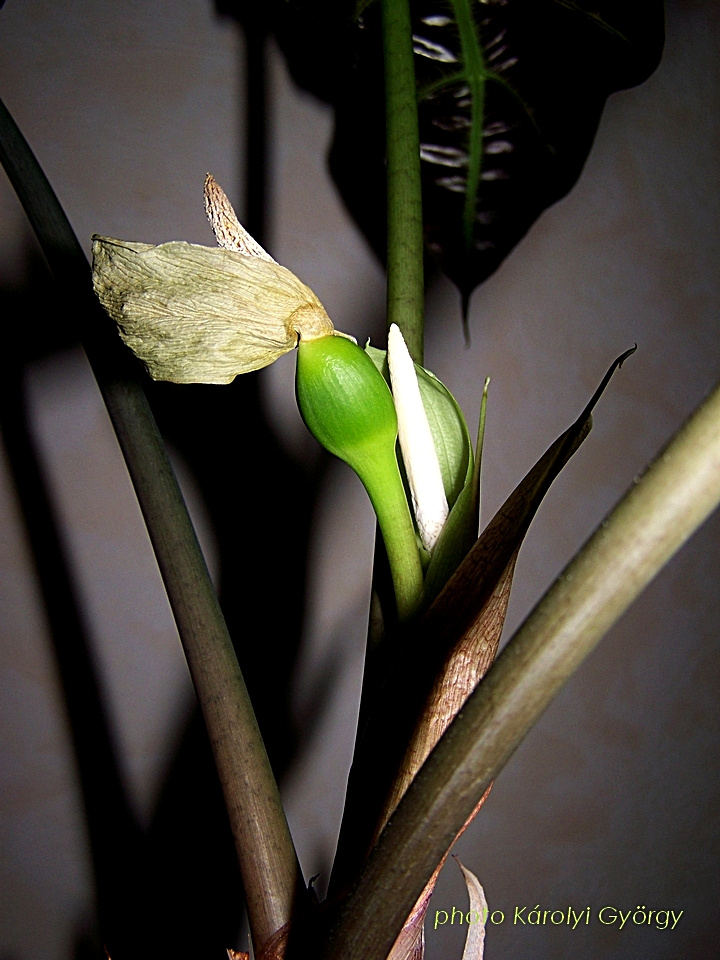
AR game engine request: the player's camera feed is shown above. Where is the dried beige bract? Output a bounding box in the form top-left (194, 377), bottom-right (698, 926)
top-left (203, 173), bottom-right (275, 260)
top-left (92, 236), bottom-right (334, 384)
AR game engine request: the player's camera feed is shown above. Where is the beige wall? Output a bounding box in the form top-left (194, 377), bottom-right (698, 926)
top-left (0, 2), bottom-right (718, 959)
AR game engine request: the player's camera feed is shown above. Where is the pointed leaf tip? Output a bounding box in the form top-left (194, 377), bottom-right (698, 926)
top-left (455, 859), bottom-right (488, 960)
top-left (204, 173), bottom-right (276, 261)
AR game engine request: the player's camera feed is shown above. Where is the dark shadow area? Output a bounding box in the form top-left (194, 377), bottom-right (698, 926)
top-left (0, 14), bottom-right (337, 955)
top-left (0, 260), bottom-right (149, 956)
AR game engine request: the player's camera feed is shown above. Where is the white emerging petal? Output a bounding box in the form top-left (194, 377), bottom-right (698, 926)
top-left (387, 324), bottom-right (449, 551)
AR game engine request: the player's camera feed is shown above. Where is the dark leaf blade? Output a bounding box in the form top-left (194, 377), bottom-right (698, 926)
top-left (264, 0), bottom-right (663, 315)
top-left (414, 0), bottom-right (665, 305)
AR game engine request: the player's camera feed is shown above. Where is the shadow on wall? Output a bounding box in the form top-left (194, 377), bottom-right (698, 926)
top-left (0, 8), bottom-right (335, 948)
top-left (0, 2), bottom-right (719, 960)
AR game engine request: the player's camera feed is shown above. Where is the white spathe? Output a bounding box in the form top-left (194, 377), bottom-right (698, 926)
top-left (387, 323), bottom-right (449, 552)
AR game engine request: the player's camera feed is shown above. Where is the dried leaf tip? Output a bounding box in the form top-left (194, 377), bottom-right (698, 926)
top-left (456, 859), bottom-right (488, 960)
top-left (92, 176), bottom-right (338, 384)
top-left (388, 323), bottom-right (449, 552)
top-left (204, 173), bottom-right (275, 261)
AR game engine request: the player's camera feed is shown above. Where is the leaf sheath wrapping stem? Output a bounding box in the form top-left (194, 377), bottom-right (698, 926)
top-left (322, 379), bottom-right (720, 960)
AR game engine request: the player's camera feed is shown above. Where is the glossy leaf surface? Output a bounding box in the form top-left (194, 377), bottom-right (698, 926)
top-left (248, 0), bottom-right (663, 313)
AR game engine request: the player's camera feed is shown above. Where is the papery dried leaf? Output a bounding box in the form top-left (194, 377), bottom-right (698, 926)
top-left (386, 879), bottom-right (430, 960)
top-left (385, 785), bottom-right (494, 960)
top-left (204, 173), bottom-right (276, 260)
top-left (92, 237), bottom-right (333, 383)
top-left (382, 551), bottom-right (517, 829)
top-left (455, 859), bottom-right (488, 960)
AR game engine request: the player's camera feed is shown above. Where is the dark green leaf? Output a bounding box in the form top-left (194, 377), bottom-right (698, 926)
top-left (254, 0), bottom-right (664, 317)
top-left (412, 0), bottom-right (664, 306)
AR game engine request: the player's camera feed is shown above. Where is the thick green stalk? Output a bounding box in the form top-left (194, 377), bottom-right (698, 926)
top-left (0, 98), bottom-right (301, 952)
top-left (321, 380), bottom-right (720, 960)
top-left (329, 0), bottom-right (427, 891)
top-left (295, 334), bottom-right (424, 621)
top-left (362, 455), bottom-right (424, 622)
top-left (382, 0), bottom-right (424, 363)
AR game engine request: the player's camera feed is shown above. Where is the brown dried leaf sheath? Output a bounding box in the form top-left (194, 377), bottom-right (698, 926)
top-left (92, 237), bottom-right (334, 384)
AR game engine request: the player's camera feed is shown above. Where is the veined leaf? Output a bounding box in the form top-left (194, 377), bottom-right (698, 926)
top-left (257, 0), bottom-right (664, 317)
top-left (413, 0), bottom-right (664, 308)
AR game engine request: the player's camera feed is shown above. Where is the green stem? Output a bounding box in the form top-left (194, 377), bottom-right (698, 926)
top-left (321, 378), bottom-right (720, 960)
top-left (328, 0), bottom-right (426, 893)
top-left (382, 0), bottom-right (424, 363)
top-left (0, 97), bottom-right (302, 952)
top-left (363, 455), bottom-right (425, 623)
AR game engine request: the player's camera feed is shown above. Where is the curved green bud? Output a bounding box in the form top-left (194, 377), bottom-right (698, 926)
top-left (296, 334), bottom-right (424, 621)
top-left (296, 334), bottom-right (397, 474)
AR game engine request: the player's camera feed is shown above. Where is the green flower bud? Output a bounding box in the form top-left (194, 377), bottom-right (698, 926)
top-left (296, 334), bottom-right (398, 477)
top-left (296, 333), bottom-right (424, 621)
